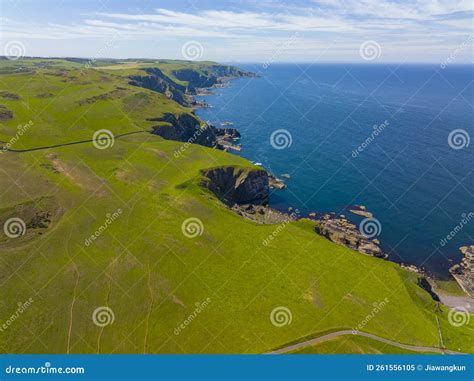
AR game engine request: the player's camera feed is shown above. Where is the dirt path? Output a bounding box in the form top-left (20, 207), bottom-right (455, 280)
top-left (143, 264), bottom-right (154, 354)
top-left (66, 266), bottom-right (79, 354)
top-left (267, 330), bottom-right (465, 354)
top-left (1, 130), bottom-right (147, 153)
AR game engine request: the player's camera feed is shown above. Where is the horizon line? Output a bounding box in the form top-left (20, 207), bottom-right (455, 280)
top-left (1, 56), bottom-right (473, 66)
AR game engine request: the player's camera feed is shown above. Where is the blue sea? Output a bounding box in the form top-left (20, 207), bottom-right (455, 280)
top-left (196, 64), bottom-right (473, 277)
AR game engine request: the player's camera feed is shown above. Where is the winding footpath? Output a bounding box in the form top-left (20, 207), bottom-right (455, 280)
top-left (267, 330), bottom-right (465, 355)
top-left (0, 130), bottom-right (146, 153)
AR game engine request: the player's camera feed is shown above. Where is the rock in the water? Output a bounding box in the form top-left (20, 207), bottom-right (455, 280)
top-left (215, 128), bottom-right (240, 139)
top-left (269, 175), bottom-right (286, 189)
top-left (349, 209), bottom-right (374, 218)
top-left (215, 128), bottom-right (241, 151)
top-left (315, 217), bottom-right (384, 257)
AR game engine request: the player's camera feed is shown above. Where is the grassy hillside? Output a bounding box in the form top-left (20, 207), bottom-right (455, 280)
top-left (0, 58), bottom-right (472, 354)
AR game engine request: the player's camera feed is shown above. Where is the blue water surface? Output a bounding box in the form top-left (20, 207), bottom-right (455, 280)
top-left (196, 64), bottom-right (474, 276)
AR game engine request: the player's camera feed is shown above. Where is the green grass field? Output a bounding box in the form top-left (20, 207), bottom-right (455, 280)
top-left (0, 58), bottom-right (472, 354)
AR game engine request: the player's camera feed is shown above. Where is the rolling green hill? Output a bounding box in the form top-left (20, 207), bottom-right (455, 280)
top-left (0, 58), bottom-right (472, 354)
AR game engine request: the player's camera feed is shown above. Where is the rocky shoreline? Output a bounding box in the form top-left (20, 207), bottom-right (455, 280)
top-left (449, 245), bottom-right (474, 297)
top-left (138, 65), bottom-right (471, 295)
top-left (181, 73), bottom-right (412, 262)
top-left (314, 215), bottom-right (384, 258)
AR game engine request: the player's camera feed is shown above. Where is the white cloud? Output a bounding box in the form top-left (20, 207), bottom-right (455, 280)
top-left (0, 3), bottom-right (472, 62)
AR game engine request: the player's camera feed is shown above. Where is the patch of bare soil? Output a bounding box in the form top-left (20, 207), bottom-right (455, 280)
top-left (46, 154), bottom-right (107, 196)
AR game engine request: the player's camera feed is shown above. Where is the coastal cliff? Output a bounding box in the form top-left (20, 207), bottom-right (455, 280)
top-left (148, 112), bottom-right (240, 151)
top-left (128, 63), bottom-right (250, 151)
top-left (129, 64), bottom-right (254, 107)
top-left (201, 166), bottom-right (269, 206)
top-left (148, 113), bottom-right (217, 148)
top-left (129, 68), bottom-right (190, 105)
top-left (172, 65), bottom-right (255, 93)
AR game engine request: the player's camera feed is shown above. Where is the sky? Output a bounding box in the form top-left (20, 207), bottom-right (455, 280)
top-left (0, 0), bottom-right (473, 63)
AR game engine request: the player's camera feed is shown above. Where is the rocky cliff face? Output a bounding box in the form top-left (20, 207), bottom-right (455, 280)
top-left (172, 65), bottom-right (255, 94)
top-left (129, 68), bottom-right (189, 106)
top-left (172, 68), bottom-right (217, 91)
top-left (201, 166), bottom-right (269, 206)
top-left (450, 245), bottom-right (474, 296)
top-left (149, 113), bottom-right (218, 148)
top-left (150, 113), bottom-right (242, 151)
top-left (215, 128), bottom-right (240, 139)
top-left (130, 65), bottom-right (255, 106)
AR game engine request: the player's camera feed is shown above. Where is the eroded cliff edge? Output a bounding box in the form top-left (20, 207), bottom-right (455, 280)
top-left (130, 64), bottom-right (251, 151)
top-left (201, 166), bottom-right (269, 206)
top-left (129, 65), bottom-right (255, 108)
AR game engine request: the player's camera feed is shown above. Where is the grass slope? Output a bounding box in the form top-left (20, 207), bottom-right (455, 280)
top-left (0, 59), bottom-right (472, 354)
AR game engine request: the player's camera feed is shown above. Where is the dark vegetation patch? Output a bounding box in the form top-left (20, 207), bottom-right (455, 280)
top-left (33, 61), bottom-right (58, 68)
top-left (40, 162), bottom-right (60, 173)
top-left (0, 91), bottom-right (21, 100)
top-left (0, 105), bottom-right (13, 120)
top-left (123, 92), bottom-right (153, 111)
top-left (0, 196), bottom-right (62, 247)
top-left (0, 67), bottom-right (34, 75)
top-left (35, 93), bottom-right (54, 99)
top-left (43, 69), bottom-right (69, 77)
top-left (78, 87), bottom-right (127, 106)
